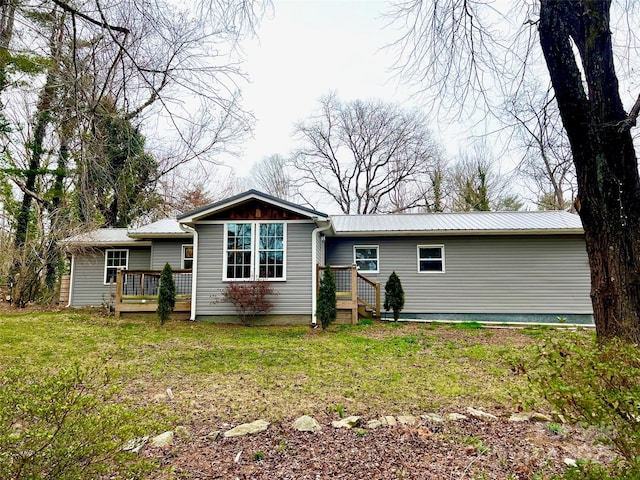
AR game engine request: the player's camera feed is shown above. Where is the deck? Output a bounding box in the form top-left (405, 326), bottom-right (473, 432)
top-left (113, 269), bottom-right (192, 319)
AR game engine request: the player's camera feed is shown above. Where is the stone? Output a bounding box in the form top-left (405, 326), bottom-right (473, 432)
top-left (331, 416), bottom-right (361, 429)
top-left (564, 458), bottom-right (577, 468)
top-left (175, 425), bottom-right (191, 439)
top-left (397, 415), bottom-right (419, 426)
top-left (421, 413), bottom-right (445, 423)
top-left (508, 413), bottom-right (532, 422)
top-left (530, 412), bottom-right (553, 423)
top-left (150, 431), bottom-right (174, 448)
top-left (366, 419), bottom-right (383, 429)
top-left (293, 415), bottom-right (321, 433)
top-left (447, 413), bottom-right (468, 422)
top-left (224, 420), bottom-right (270, 438)
top-left (466, 407), bottom-right (498, 421)
top-left (122, 435), bottom-right (149, 454)
top-left (380, 415), bottom-right (397, 426)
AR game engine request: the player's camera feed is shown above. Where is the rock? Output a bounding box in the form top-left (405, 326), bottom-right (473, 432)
top-left (175, 425), bottom-right (191, 439)
top-left (150, 431), bottom-right (174, 448)
top-left (421, 413), bottom-right (445, 423)
top-left (224, 420), bottom-right (270, 438)
top-left (447, 413), bottom-right (468, 422)
top-left (466, 407), bottom-right (498, 421)
top-left (508, 413), bottom-right (532, 422)
top-left (379, 415), bottom-right (397, 426)
top-left (331, 416), bottom-right (361, 429)
top-left (564, 458), bottom-right (577, 468)
top-left (397, 415), bottom-right (419, 426)
top-left (530, 412), bottom-right (553, 423)
top-left (122, 435), bottom-right (149, 454)
top-left (293, 415), bottom-right (321, 433)
top-left (367, 419), bottom-right (383, 429)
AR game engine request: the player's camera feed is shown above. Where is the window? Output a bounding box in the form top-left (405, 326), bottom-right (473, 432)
top-left (182, 244), bottom-right (194, 270)
top-left (224, 222), bottom-right (286, 280)
top-left (104, 249), bottom-right (129, 284)
top-left (354, 245), bottom-right (379, 273)
top-left (258, 223), bottom-right (284, 279)
top-left (226, 223), bottom-right (253, 279)
top-left (418, 245), bottom-right (445, 273)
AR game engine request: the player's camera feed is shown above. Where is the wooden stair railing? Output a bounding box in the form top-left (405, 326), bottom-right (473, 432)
top-left (317, 265), bottom-right (380, 324)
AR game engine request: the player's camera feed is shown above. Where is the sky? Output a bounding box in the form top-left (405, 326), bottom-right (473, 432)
top-left (226, 0), bottom-right (463, 177)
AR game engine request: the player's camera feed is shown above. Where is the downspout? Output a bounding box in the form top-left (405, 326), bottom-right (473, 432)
top-left (179, 223), bottom-right (198, 321)
top-left (311, 219), bottom-right (333, 327)
top-left (66, 253), bottom-right (75, 308)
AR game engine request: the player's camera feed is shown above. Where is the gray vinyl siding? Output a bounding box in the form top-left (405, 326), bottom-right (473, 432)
top-left (194, 222), bottom-right (316, 316)
top-left (70, 247), bottom-right (151, 306)
top-left (325, 234), bottom-right (592, 315)
top-left (150, 240), bottom-right (191, 270)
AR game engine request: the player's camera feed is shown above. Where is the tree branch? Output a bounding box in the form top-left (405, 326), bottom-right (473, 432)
top-left (50, 0), bottom-right (129, 34)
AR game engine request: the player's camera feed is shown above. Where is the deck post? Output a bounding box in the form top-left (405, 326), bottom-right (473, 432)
top-left (350, 264), bottom-right (358, 325)
top-left (115, 269), bottom-right (123, 319)
top-left (375, 282), bottom-right (381, 318)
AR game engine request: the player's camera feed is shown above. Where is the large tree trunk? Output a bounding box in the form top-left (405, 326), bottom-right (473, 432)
top-left (539, 0), bottom-right (640, 342)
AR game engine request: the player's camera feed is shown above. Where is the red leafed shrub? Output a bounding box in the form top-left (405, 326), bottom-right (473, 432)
top-left (223, 281), bottom-right (277, 324)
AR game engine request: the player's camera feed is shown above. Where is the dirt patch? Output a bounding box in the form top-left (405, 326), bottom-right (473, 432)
top-left (146, 415), bottom-right (614, 479)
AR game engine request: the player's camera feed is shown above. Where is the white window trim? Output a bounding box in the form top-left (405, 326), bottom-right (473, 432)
top-left (104, 249), bottom-right (129, 285)
top-left (353, 245), bottom-right (379, 274)
top-left (417, 244), bottom-right (445, 274)
top-left (222, 221), bottom-right (287, 281)
top-left (182, 244), bottom-right (194, 270)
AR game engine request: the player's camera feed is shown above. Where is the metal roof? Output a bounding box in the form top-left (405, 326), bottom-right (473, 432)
top-left (330, 210), bottom-right (584, 236)
top-left (128, 218), bottom-right (192, 238)
top-left (60, 228), bottom-right (150, 246)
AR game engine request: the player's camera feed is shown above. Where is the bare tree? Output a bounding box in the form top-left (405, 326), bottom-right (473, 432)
top-left (450, 143), bottom-right (522, 212)
top-left (0, 0), bottom-right (268, 304)
top-left (507, 84), bottom-right (575, 210)
top-left (248, 154), bottom-right (292, 200)
top-left (292, 92), bottom-right (440, 214)
top-left (388, 1), bottom-right (640, 341)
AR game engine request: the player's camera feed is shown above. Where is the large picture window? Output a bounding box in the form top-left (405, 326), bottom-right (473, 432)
top-left (104, 249), bottom-right (129, 284)
top-left (224, 222), bottom-right (286, 280)
top-left (417, 245), bottom-right (445, 273)
top-left (354, 245), bottom-right (379, 273)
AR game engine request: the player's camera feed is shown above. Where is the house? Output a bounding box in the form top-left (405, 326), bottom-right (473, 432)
top-left (62, 190), bottom-right (594, 325)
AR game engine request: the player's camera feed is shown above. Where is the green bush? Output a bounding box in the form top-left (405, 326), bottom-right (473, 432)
top-left (383, 271), bottom-right (404, 321)
top-left (317, 265), bottom-right (337, 329)
top-left (157, 262), bottom-right (176, 325)
top-left (0, 363), bottom-right (165, 480)
top-left (525, 333), bottom-right (640, 478)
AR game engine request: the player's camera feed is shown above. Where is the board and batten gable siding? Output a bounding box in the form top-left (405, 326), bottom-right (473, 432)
top-left (70, 247), bottom-right (151, 306)
top-left (325, 234), bottom-right (592, 315)
top-left (150, 240), bottom-right (190, 270)
top-left (194, 222), bottom-right (316, 317)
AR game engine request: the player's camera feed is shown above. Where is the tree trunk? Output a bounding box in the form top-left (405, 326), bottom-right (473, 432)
top-left (540, 0), bottom-right (640, 342)
top-left (13, 71), bottom-right (56, 250)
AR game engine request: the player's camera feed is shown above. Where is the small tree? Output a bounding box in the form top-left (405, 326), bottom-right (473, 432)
top-left (317, 265), bottom-right (337, 330)
top-left (384, 271), bottom-right (405, 321)
top-left (157, 263), bottom-right (176, 325)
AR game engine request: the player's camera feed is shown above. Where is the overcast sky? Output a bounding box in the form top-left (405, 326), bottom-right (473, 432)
top-left (228, 0), bottom-right (464, 176)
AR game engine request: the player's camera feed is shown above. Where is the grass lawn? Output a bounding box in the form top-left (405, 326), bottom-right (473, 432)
top-left (0, 310), bottom-right (567, 422)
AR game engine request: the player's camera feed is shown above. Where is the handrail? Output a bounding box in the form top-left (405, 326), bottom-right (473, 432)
top-left (357, 271), bottom-right (377, 288)
top-left (318, 265), bottom-right (381, 320)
